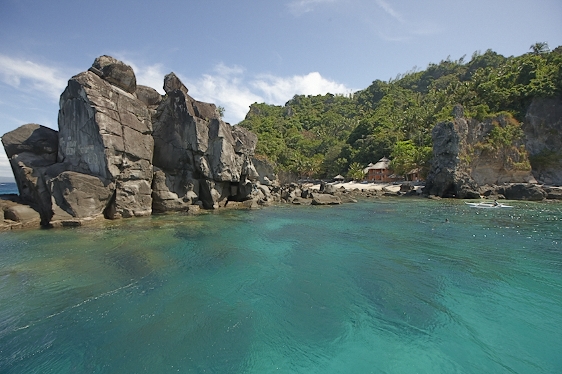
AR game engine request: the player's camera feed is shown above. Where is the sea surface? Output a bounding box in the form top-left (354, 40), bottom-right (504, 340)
top-left (0, 199), bottom-right (560, 373)
top-left (0, 182), bottom-right (18, 195)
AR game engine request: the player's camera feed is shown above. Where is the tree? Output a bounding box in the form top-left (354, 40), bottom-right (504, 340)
top-left (530, 42), bottom-right (549, 55)
top-left (217, 106), bottom-right (226, 118)
top-left (390, 140), bottom-right (417, 179)
top-left (347, 162), bottom-right (365, 181)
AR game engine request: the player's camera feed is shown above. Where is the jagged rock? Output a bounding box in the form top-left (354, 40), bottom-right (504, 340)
top-left (1, 124), bottom-right (59, 223)
top-left (49, 171), bottom-right (113, 219)
top-left (136, 85), bottom-right (162, 107)
top-left (497, 184), bottom-right (546, 201)
top-left (1, 56), bottom-right (265, 226)
top-left (311, 193), bottom-right (341, 205)
top-left (425, 106), bottom-right (533, 198)
top-left (152, 73), bottom-right (258, 209)
top-left (58, 59), bottom-right (154, 218)
top-left (523, 95), bottom-right (562, 185)
top-left (90, 55), bottom-right (137, 94)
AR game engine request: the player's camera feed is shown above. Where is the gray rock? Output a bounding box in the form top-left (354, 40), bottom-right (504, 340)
top-left (49, 171), bottom-right (113, 219)
top-left (90, 55), bottom-right (137, 94)
top-left (58, 65), bottom-right (154, 219)
top-left (136, 85), bottom-right (162, 107)
top-left (4, 204), bottom-right (41, 223)
top-left (311, 193), bottom-right (341, 205)
top-left (497, 184), bottom-right (546, 201)
top-left (152, 73), bottom-right (259, 210)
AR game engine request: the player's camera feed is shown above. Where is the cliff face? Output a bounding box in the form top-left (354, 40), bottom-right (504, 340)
top-left (425, 105), bottom-right (535, 198)
top-left (523, 95), bottom-right (562, 185)
top-left (1, 56), bottom-right (266, 226)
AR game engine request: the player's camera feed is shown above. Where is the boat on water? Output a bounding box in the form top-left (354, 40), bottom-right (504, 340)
top-left (465, 201), bottom-right (513, 209)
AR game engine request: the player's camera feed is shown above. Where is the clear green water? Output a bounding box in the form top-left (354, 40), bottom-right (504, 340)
top-left (0, 199), bottom-right (561, 373)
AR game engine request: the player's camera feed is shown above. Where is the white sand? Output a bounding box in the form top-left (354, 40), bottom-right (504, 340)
top-left (303, 181), bottom-right (403, 192)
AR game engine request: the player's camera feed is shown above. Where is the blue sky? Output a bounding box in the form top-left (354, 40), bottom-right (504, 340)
top-left (1, 0), bottom-right (561, 178)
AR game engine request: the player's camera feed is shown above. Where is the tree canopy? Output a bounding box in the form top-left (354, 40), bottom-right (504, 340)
top-left (239, 44), bottom-right (562, 179)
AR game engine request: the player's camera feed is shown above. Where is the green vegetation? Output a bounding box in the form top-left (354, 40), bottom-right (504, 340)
top-left (239, 44), bottom-right (562, 179)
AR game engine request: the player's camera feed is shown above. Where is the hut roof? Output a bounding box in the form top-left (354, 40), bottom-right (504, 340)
top-left (365, 157), bottom-right (391, 170)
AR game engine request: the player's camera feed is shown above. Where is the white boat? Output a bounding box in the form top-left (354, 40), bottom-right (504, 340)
top-left (465, 202), bottom-right (513, 209)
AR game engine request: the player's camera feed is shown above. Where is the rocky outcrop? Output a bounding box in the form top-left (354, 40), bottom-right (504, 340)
top-left (58, 59), bottom-right (154, 219)
top-left (425, 105), bottom-right (534, 198)
top-left (1, 56), bottom-right (267, 227)
top-left (1, 124), bottom-right (59, 223)
top-left (523, 95), bottom-right (562, 185)
top-left (151, 72), bottom-right (260, 210)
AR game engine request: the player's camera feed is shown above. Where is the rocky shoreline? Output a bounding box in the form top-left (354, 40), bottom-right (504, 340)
top-left (2, 56), bottom-right (561, 231)
top-left (3, 180), bottom-right (562, 230)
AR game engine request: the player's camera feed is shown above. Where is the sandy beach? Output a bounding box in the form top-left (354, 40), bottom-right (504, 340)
top-left (302, 181), bottom-right (419, 193)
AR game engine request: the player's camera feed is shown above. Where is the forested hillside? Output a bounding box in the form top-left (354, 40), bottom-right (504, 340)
top-left (239, 44), bottom-right (562, 180)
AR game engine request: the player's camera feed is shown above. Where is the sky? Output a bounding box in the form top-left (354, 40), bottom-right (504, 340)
top-left (0, 0), bottom-right (561, 178)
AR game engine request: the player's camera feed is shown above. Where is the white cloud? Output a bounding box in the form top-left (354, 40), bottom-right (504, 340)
top-left (182, 63), bottom-right (353, 124)
top-left (181, 64), bottom-right (264, 124)
top-left (375, 0), bottom-right (405, 23)
top-left (252, 72), bottom-right (352, 104)
top-left (119, 59), bottom-right (167, 94)
top-left (0, 55), bottom-right (67, 100)
top-left (0, 152), bottom-right (13, 178)
top-left (288, 0), bottom-right (340, 16)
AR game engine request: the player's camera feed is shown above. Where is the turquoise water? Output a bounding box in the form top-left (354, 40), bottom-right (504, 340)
top-left (0, 199), bottom-right (561, 373)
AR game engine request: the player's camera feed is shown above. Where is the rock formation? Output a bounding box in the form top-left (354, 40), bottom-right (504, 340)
top-left (523, 95), bottom-right (562, 185)
top-left (425, 105), bottom-right (535, 198)
top-left (1, 56), bottom-right (267, 227)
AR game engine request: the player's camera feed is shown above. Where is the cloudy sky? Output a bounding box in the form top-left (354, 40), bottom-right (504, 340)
top-left (1, 0), bottom-right (561, 177)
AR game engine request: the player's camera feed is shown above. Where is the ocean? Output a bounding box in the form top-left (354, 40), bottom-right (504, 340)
top-left (0, 182), bottom-right (18, 195)
top-left (0, 199), bottom-right (560, 373)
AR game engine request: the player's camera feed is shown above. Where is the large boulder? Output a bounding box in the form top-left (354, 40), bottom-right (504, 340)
top-left (89, 55), bottom-right (137, 94)
top-left (152, 73), bottom-right (258, 209)
top-left (1, 124), bottom-right (59, 223)
top-left (58, 58), bottom-right (154, 218)
top-left (496, 183), bottom-right (546, 201)
top-left (1, 55), bottom-right (264, 226)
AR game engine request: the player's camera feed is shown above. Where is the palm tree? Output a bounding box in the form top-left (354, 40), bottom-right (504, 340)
top-left (530, 42), bottom-right (549, 55)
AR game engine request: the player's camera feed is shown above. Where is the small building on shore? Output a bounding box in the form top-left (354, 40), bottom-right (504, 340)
top-left (364, 157), bottom-right (395, 183)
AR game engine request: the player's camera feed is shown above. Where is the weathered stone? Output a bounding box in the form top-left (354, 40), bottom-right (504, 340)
top-left (152, 73), bottom-right (260, 209)
top-left (58, 63), bottom-right (154, 218)
top-left (311, 193), bottom-right (342, 205)
top-left (136, 85), bottom-right (162, 107)
top-left (4, 204), bottom-right (41, 223)
top-left (2, 124), bottom-right (58, 162)
top-left (523, 95), bottom-right (562, 185)
top-left (425, 106), bottom-right (533, 198)
top-left (90, 55), bottom-right (137, 94)
top-left (49, 171), bottom-right (113, 219)
top-left (497, 183), bottom-right (546, 201)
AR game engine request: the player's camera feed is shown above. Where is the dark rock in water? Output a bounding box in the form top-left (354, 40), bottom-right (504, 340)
top-left (311, 193), bottom-right (341, 205)
top-left (543, 186), bottom-right (562, 200)
top-left (1, 124), bottom-right (59, 223)
top-left (523, 95), bottom-right (562, 185)
top-left (496, 183), bottom-right (546, 201)
top-left (59, 60), bottom-right (154, 219)
top-left (425, 105), bottom-right (534, 198)
top-left (1, 55), bottom-right (269, 227)
top-left (152, 72), bottom-right (261, 210)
